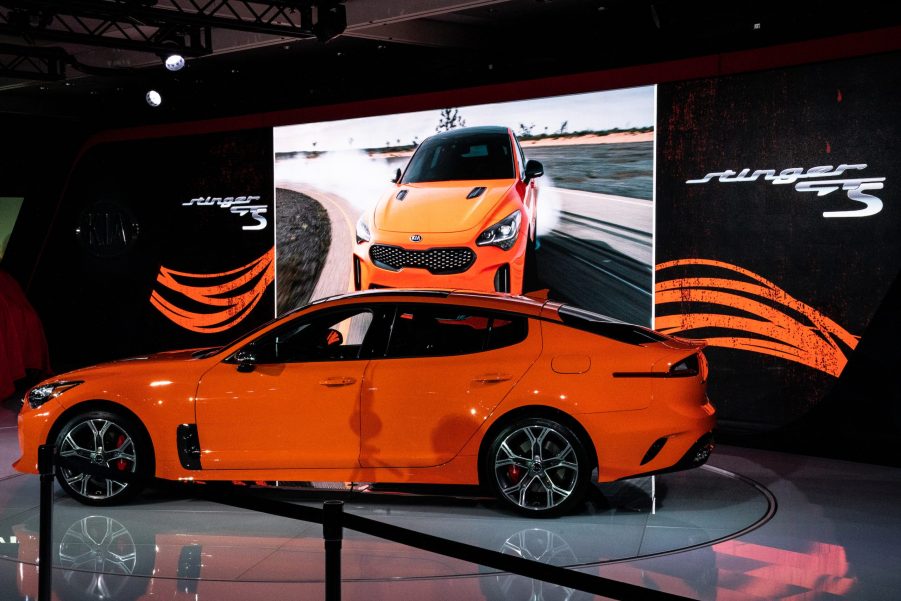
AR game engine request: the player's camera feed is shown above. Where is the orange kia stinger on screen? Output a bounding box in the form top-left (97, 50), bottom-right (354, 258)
top-left (15, 290), bottom-right (715, 516)
top-left (354, 126), bottom-right (542, 295)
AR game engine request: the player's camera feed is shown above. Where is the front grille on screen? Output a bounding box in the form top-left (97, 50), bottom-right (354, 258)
top-left (370, 245), bottom-right (475, 274)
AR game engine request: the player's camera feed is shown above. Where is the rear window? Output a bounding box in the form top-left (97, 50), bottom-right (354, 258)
top-left (402, 132), bottom-right (515, 183)
top-left (558, 305), bottom-right (667, 345)
top-left (386, 304), bottom-right (527, 357)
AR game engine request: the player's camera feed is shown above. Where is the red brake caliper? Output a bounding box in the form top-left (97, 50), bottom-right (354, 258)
top-left (507, 465), bottom-right (523, 484)
top-left (115, 434), bottom-right (128, 471)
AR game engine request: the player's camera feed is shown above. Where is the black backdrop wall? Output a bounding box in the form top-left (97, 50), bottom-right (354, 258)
top-left (0, 116), bottom-right (89, 286)
top-left (655, 51), bottom-right (901, 462)
top-left (27, 129), bottom-right (275, 372)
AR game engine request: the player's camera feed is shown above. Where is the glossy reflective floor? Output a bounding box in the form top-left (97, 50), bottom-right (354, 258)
top-left (1, 403), bottom-right (900, 600)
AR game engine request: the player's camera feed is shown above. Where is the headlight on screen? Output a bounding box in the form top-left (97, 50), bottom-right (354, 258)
top-left (27, 381), bottom-right (83, 409)
top-left (356, 216), bottom-right (371, 244)
top-left (476, 210), bottom-right (521, 250)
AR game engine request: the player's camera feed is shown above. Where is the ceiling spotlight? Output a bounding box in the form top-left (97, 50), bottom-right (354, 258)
top-left (146, 90), bottom-right (162, 107)
top-left (164, 54), bottom-right (185, 71)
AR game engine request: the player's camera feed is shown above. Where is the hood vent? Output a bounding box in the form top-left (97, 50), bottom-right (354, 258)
top-left (466, 186), bottom-right (487, 199)
top-left (396, 189), bottom-right (408, 200)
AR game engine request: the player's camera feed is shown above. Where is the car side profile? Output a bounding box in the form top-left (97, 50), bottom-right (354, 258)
top-left (354, 126), bottom-right (543, 295)
top-left (15, 290), bottom-right (715, 516)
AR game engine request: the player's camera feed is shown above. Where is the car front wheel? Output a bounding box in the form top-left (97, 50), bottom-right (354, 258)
top-left (487, 417), bottom-right (591, 517)
top-left (54, 410), bottom-right (148, 506)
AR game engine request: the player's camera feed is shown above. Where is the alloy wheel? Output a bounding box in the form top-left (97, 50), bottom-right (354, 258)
top-left (58, 418), bottom-right (137, 501)
top-left (493, 424), bottom-right (581, 512)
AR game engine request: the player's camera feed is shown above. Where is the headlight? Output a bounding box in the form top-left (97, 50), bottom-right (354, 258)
top-left (356, 215), bottom-right (371, 243)
top-left (27, 381), bottom-right (83, 409)
top-left (476, 210), bottom-right (521, 250)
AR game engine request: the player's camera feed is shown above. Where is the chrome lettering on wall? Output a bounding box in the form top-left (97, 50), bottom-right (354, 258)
top-left (182, 195), bottom-right (268, 230)
top-left (686, 164), bottom-right (886, 218)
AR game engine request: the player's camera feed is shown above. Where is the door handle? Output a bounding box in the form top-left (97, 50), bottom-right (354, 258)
top-left (319, 377), bottom-right (356, 387)
top-left (473, 373), bottom-right (512, 383)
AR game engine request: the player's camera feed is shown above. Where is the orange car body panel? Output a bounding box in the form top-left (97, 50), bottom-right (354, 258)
top-left (373, 180), bottom-right (518, 233)
top-left (196, 357), bottom-right (367, 469)
top-left (354, 129), bottom-right (538, 294)
top-left (14, 290), bottom-right (715, 488)
top-left (358, 323), bottom-right (542, 468)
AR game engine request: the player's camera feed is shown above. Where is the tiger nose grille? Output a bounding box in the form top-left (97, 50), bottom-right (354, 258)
top-left (369, 245), bottom-right (475, 274)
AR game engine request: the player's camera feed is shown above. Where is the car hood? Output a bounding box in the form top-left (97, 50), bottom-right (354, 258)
top-left (54, 347), bottom-right (218, 381)
top-left (373, 180), bottom-right (516, 234)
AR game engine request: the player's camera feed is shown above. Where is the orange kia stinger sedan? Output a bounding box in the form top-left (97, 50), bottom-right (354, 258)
top-left (354, 126), bottom-right (542, 295)
top-left (15, 290), bottom-right (715, 516)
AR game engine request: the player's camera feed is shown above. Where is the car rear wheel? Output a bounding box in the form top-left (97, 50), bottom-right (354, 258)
top-left (54, 410), bottom-right (148, 506)
top-left (487, 417), bottom-right (590, 516)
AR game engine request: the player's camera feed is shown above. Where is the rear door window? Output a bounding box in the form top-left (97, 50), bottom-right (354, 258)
top-left (384, 304), bottom-right (528, 358)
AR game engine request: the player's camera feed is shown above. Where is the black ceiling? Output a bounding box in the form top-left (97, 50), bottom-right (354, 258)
top-left (1, 0), bottom-right (900, 128)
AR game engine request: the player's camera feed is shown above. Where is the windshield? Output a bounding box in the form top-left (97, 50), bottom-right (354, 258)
top-left (402, 132), bottom-right (515, 183)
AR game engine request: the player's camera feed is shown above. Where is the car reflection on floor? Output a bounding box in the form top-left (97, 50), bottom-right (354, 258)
top-left (7, 467), bottom-right (773, 601)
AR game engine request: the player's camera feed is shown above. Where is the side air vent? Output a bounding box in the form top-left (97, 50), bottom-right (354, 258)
top-left (641, 437), bottom-right (668, 465)
top-left (177, 424), bottom-right (202, 470)
top-left (467, 186), bottom-right (487, 199)
top-left (494, 264), bottom-right (511, 292)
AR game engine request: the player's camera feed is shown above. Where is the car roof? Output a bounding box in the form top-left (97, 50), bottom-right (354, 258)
top-left (428, 126), bottom-right (512, 141)
top-left (304, 288), bottom-right (553, 317)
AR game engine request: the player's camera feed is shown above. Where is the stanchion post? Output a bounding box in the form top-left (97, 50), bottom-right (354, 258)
top-left (323, 500), bottom-right (344, 601)
top-left (38, 444), bottom-right (55, 601)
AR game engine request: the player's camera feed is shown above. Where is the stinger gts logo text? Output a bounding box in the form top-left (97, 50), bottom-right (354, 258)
top-left (182, 195), bottom-right (268, 230)
top-left (686, 164), bottom-right (886, 218)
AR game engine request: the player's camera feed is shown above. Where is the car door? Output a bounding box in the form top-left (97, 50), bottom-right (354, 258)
top-left (360, 303), bottom-right (541, 468)
top-left (195, 306), bottom-right (387, 470)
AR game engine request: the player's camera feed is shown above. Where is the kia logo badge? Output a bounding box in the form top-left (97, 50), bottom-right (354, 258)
top-left (410, 234), bottom-right (422, 242)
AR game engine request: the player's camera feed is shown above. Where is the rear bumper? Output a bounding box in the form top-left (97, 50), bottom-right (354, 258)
top-left (622, 432), bottom-right (716, 480)
top-left (581, 396), bottom-right (716, 482)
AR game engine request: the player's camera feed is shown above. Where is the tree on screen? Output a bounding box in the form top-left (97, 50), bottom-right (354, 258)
top-left (436, 108), bottom-right (466, 132)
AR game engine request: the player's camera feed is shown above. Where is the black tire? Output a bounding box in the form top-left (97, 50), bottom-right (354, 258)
top-left (54, 410), bottom-right (149, 506)
top-left (486, 417), bottom-right (591, 517)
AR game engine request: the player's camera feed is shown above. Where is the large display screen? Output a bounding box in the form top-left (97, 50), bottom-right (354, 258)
top-left (273, 88), bottom-right (656, 325)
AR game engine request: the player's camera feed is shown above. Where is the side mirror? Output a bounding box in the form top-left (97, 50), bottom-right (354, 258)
top-left (234, 349), bottom-right (257, 373)
top-left (392, 167), bottom-right (402, 183)
top-left (524, 160), bottom-right (544, 183)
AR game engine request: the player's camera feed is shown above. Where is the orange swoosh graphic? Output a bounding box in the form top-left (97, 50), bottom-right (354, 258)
top-left (655, 259), bottom-right (857, 377)
top-left (150, 248), bottom-right (274, 333)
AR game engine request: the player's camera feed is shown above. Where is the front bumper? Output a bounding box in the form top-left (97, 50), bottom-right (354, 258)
top-left (12, 400), bottom-right (59, 475)
top-left (354, 236), bottom-right (527, 294)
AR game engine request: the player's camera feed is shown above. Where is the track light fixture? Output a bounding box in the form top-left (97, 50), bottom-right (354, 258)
top-left (145, 90), bottom-right (162, 107)
top-left (164, 53), bottom-right (185, 71)
top-left (156, 30), bottom-right (189, 72)
top-left (313, 2), bottom-right (347, 43)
